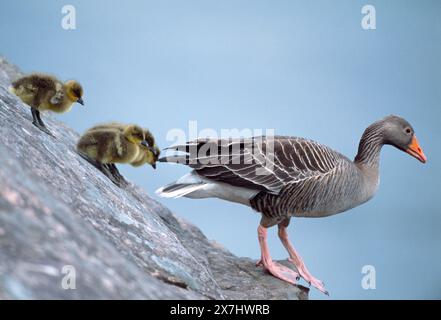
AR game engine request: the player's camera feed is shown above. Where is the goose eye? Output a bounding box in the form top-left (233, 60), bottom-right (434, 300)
top-left (405, 128), bottom-right (411, 134)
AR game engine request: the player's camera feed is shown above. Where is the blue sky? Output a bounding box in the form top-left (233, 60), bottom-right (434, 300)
top-left (1, 0), bottom-right (440, 299)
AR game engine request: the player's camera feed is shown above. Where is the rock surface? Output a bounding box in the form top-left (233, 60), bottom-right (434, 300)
top-left (0, 57), bottom-right (308, 300)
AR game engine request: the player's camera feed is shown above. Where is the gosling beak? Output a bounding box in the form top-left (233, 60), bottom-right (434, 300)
top-left (406, 135), bottom-right (427, 163)
top-left (140, 142), bottom-right (158, 169)
top-left (148, 147), bottom-right (159, 170)
top-left (77, 98), bottom-right (84, 105)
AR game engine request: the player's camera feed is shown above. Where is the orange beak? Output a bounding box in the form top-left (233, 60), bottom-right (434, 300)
top-left (406, 135), bottom-right (427, 163)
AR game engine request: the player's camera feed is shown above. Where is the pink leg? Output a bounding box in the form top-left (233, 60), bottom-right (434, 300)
top-left (256, 225), bottom-right (300, 285)
top-left (278, 225), bottom-right (328, 295)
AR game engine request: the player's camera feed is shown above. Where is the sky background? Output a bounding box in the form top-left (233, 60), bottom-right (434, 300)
top-left (1, 0), bottom-right (440, 299)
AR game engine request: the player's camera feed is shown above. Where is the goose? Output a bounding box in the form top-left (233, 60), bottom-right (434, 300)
top-left (77, 124), bottom-right (151, 186)
top-left (156, 115), bottom-right (427, 295)
top-left (9, 73), bottom-right (84, 135)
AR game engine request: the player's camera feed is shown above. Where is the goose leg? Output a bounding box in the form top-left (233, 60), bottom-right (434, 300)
top-left (278, 223), bottom-right (328, 295)
top-left (256, 224), bottom-right (300, 285)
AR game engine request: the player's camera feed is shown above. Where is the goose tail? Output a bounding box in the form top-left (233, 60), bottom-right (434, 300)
top-left (155, 182), bottom-right (206, 198)
top-left (156, 172), bottom-right (207, 198)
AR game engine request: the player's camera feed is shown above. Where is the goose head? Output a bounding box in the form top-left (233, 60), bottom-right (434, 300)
top-left (381, 115), bottom-right (427, 163)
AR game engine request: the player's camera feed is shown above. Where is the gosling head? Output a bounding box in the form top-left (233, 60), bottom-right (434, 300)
top-left (141, 130), bottom-right (161, 169)
top-left (124, 125), bottom-right (146, 145)
top-left (64, 80), bottom-right (84, 105)
top-left (381, 115), bottom-right (427, 163)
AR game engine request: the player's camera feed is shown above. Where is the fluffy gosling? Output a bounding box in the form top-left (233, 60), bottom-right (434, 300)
top-left (10, 73), bottom-right (84, 135)
top-left (88, 122), bottom-right (160, 169)
top-left (76, 123), bottom-right (156, 186)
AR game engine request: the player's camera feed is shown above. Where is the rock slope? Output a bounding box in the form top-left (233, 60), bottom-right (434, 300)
top-left (0, 57), bottom-right (308, 300)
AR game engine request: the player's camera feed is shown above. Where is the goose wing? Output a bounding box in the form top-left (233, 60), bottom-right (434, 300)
top-left (160, 136), bottom-right (345, 195)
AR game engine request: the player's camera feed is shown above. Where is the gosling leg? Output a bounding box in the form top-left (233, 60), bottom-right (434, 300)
top-left (78, 153), bottom-right (115, 182)
top-left (106, 164), bottom-right (128, 187)
top-left (31, 108), bottom-right (54, 136)
top-left (77, 153), bottom-right (128, 187)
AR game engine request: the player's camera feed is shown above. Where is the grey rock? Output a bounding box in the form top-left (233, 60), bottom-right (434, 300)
top-left (0, 56), bottom-right (23, 88)
top-left (0, 57), bottom-right (308, 300)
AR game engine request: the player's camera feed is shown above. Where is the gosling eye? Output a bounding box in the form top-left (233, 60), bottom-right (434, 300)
top-left (405, 127), bottom-right (412, 135)
top-left (72, 88), bottom-right (81, 98)
top-left (146, 137), bottom-right (154, 146)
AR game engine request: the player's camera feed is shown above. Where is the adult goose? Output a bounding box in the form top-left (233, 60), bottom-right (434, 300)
top-left (156, 115), bottom-right (427, 294)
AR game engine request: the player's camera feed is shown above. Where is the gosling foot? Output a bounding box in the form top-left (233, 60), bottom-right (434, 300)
top-left (31, 108), bottom-right (55, 137)
top-left (105, 164), bottom-right (129, 187)
top-left (32, 120), bottom-right (55, 137)
top-left (78, 153), bottom-right (116, 182)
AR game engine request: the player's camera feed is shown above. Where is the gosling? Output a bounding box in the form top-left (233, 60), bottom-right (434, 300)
top-left (87, 122), bottom-right (160, 183)
top-left (88, 122), bottom-right (160, 171)
top-left (77, 124), bottom-right (157, 186)
top-left (10, 73), bottom-right (84, 135)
